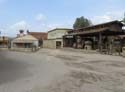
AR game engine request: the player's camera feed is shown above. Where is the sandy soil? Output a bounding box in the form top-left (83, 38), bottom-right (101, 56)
top-left (0, 48), bottom-right (125, 92)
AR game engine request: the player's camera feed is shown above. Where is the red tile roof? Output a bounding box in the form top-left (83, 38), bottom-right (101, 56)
top-left (28, 32), bottom-right (47, 40)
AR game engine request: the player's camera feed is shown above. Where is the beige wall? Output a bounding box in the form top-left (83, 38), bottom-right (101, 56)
top-left (43, 39), bottom-right (63, 49)
top-left (48, 29), bottom-right (68, 39)
top-left (43, 40), bottom-right (56, 49)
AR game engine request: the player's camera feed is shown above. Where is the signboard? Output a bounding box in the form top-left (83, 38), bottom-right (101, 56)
top-left (65, 35), bottom-right (74, 38)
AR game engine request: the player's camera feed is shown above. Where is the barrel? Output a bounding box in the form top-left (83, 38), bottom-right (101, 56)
top-left (84, 41), bottom-right (92, 50)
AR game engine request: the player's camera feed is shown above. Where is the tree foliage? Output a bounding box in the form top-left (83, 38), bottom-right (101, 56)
top-left (123, 14), bottom-right (125, 23)
top-left (73, 16), bottom-right (92, 29)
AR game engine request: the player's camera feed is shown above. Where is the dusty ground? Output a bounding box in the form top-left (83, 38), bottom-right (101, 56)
top-left (0, 48), bottom-right (125, 92)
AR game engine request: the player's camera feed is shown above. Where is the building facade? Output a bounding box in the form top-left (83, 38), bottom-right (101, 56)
top-left (43, 28), bottom-right (72, 49)
top-left (28, 32), bottom-right (47, 47)
top-left (63, 20), bottom-right (125, 54)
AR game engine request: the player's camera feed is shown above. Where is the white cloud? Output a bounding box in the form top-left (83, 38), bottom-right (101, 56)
top-left (91, 10), bottom-right (124, 24)
top-left (92, 15), bottom-right (112, 24)
top-left (47, 22), bottom-right (73, 30)
top-left (35, 14), bottom-right (73, 31)
top-left (10, 21), bottom-right (30, 30)
top-left (1, 14), bottom-right (73, 36)
top-left (47, 24), bottom-right (62, 30)
top-left (36, 14), bottom-right (45, 23)
top-left (3, 21), bottom-right (31, 37)
top-left (0, 28), bottom-right (8, 36)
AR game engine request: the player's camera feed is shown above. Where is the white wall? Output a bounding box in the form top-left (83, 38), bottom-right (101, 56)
top-left (33, 41), bottom-right (39, 48)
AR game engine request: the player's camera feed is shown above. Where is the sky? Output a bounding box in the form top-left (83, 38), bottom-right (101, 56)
top-left (0, 0), bottom-right (125, 37)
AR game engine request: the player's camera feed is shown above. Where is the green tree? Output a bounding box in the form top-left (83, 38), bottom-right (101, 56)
top-left (123, 13), bottom-right (125, 23)
top-left (73, 16), bottom-right (92, 29)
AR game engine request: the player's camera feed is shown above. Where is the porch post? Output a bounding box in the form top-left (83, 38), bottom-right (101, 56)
top-left (63, 36), bottom-right (66, 47)
top-left (99, 32), bottom-right (102, 52)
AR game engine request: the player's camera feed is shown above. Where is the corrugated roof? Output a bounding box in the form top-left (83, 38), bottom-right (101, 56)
top-left (77, 20), bottom-right (124, 30)
top-left (12, 35), bottom-right (38, 42)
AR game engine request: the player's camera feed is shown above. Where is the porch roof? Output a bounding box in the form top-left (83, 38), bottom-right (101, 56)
top-left (12, 35), bottom-right (38, 43)
top-left (69, 28), bottom-right (125, 36)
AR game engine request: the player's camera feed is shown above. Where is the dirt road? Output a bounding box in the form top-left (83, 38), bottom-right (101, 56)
top-left (0, 50), bottom-right (68, 92)
top-left (0, 49), bottom-right (125, 92)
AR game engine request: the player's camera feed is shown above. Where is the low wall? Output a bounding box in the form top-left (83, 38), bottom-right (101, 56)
top-left (11, 47), bottom-right (38, 52)
top-left (43, 39), bottom-right (63, 49)
top-left (43, 40), bottom-right (56, 49)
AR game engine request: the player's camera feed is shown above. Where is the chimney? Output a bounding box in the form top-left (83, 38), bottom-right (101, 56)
top-left (27, 30), bottom-right (29, 34)
top-left (20, 30), bottom-right (24, 34)
top-left (18, 30), bottom-right (25, 37)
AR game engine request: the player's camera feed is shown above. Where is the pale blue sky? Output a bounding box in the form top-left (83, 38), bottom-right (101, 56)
top-left (0, 0), bottom-right (125, 37)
